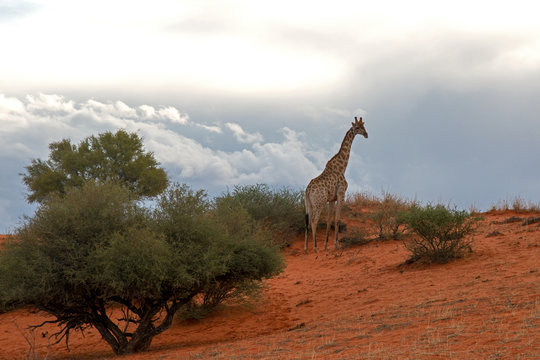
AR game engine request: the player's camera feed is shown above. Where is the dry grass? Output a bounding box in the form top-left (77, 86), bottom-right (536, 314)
top-left (489, 197), bottom-right (540, 213)
top-left (14, 324), bottom-right (54, 360)
top-left (345, 191), bottom-right (416, 241)
top-left (345, 191), bottom-right (383, 210)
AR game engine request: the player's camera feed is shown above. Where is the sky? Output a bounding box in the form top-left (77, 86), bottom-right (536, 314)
top-left (1, 0), bottom-right (540, 232)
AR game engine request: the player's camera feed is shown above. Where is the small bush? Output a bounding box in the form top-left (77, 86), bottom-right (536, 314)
top-left (338, 227), bottom-right (370, 249)
top-left (398, 204), bottom-right (479, 264)
top-left (369, 192), bottom-right (411, 240)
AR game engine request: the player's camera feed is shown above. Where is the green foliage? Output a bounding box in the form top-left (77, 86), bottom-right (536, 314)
top-left (155, 183), bottom-right (284, 314)
top-left (153, 183), bottom-right (210, 245)
top-left (212, 194), bottom-right (254, 238)
top-left (214, 184), bottom-right (304, 247)
top-left (398, 204), bottom-right (479, 264)
top-left (0, 182), bottom-right (283, 355)
top-left (369, 192), bottom-right (411, 240)
top-left (22, 129), bottom-right (168, 203)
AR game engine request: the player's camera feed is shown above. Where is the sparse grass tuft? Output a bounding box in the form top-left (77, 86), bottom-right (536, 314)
top-left (345, 192), bottom-right (383, 210)
top-left (489, 197), bottom-right (540, 213)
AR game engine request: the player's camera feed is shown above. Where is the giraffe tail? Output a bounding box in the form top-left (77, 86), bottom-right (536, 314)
top-left (304, 190), bottom-right (312, 230)
top-left (304, 190), bottom-right (312, 245)
top-left (304, 206), bottom-right (310, 251)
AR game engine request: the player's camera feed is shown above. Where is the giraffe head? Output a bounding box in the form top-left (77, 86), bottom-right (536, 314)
top-left (352, 117), bottom-right (368, 138)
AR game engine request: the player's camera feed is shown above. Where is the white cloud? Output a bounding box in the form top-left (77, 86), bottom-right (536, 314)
top-left (139, 105), bottom-right (191, 125)
top-left (225, 122), bottom-right (264, 144)
top-left (0, 95), bottom-right (321, 188)
top-left (195, 123), bottom-right (222, 133)
top-left (244, 127), bottom-right (319, 185)
top-left (26, 93), bottom-right (75, 113)
top-left (138, 104), bottom-right (156, 118)
top-left (0, 94), bottom-right (24, 112)
top-left (157, 106), bottom-right (188, 124)
top-left (0, 93), bottom-right (328, 232)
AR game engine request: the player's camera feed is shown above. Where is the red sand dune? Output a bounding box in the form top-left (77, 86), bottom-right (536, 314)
top-left (0, 211), bottom-right (539, 359)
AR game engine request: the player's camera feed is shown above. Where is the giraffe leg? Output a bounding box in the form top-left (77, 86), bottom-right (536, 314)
top-left (325, 202), bottom-right (334, 250)
top-left (311, 209), bottom-right (321, 253)
top-left (334, 188), bottom-right (346, 250)
top-left (312, 221), bottom-right (318, 253)
top-left (304, 217), bottom-right (308, 253)
top-left (334, 201), bottom-right (341, 249)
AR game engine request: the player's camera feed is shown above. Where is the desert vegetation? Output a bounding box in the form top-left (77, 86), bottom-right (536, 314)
top-left (343, 191), bottom-right (412, 243)
top-left (368, 192), bottom-right (412, 241)
top-left (0, 131), bottom-right (289, 355)
top-left (398, 204), bottom-right (480, 264)
top-left (2, 196), bottom-right (537, 359)
top-left (344, 193), bottom-right (481, 263)
top-left (489, 196), bottom-right (540, 214)
top-left (214, 184), bottom-right (305, 248)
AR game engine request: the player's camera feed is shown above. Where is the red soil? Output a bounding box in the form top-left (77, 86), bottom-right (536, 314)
top-left (1, 212), bottom-right (539, 359)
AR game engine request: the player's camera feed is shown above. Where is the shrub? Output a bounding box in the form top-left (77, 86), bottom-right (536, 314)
top-left (369, 192), bottom-right (410, 240)
top-left (0, 182), bottom-right (283, 355)
top-left (345, 191), bottom-right (412, 240)
top-left (215, 184), bottom-right (304, 247)
top-left (212, 192), bottom-right (257, 238)
top-left (398, 204), bottom-right (479, 264)
top-left (338, 227), bottom-right (370, 249)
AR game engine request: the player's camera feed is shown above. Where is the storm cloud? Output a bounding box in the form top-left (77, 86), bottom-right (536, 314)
top-left (1, 1), bottom-right (540, 232)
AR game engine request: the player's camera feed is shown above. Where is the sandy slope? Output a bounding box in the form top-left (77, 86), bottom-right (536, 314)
top-left (0, 211), bottom-right (539, 359)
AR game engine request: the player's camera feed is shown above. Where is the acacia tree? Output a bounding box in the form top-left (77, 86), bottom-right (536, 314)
top-left (22, 129), bottom-right (168, 203)
top-left (0, 182), bottom-right (283, 355)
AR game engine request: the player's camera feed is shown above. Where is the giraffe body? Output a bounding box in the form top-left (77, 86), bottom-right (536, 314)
top-left (305, 117), bottom-right (367, 252)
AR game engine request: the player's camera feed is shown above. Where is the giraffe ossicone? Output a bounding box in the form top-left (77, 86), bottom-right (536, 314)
top-left (304, 117), bottom-right (368, 253)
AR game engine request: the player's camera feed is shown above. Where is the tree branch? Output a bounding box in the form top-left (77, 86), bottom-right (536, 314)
top-left (110, 296), bottom-right (142, 317)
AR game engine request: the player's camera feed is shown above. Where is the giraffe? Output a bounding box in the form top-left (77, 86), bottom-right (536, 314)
top-left (304, 117), bottom-right (368, 252)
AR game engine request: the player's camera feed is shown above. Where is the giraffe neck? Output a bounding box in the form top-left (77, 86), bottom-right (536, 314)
top-left (326, 128), bottom-right (355, 174)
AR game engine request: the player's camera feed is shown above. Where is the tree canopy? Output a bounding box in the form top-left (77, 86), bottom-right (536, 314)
top-left (22, 129), bottom-right (168, 203)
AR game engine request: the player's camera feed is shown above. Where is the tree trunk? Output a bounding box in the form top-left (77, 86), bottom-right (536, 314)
top-left (117, 332), bottom-right (154, 354)
top-left (90, 298), bottom-right (192, 355)
top-left (115, 303), bottom-right (162, 355)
